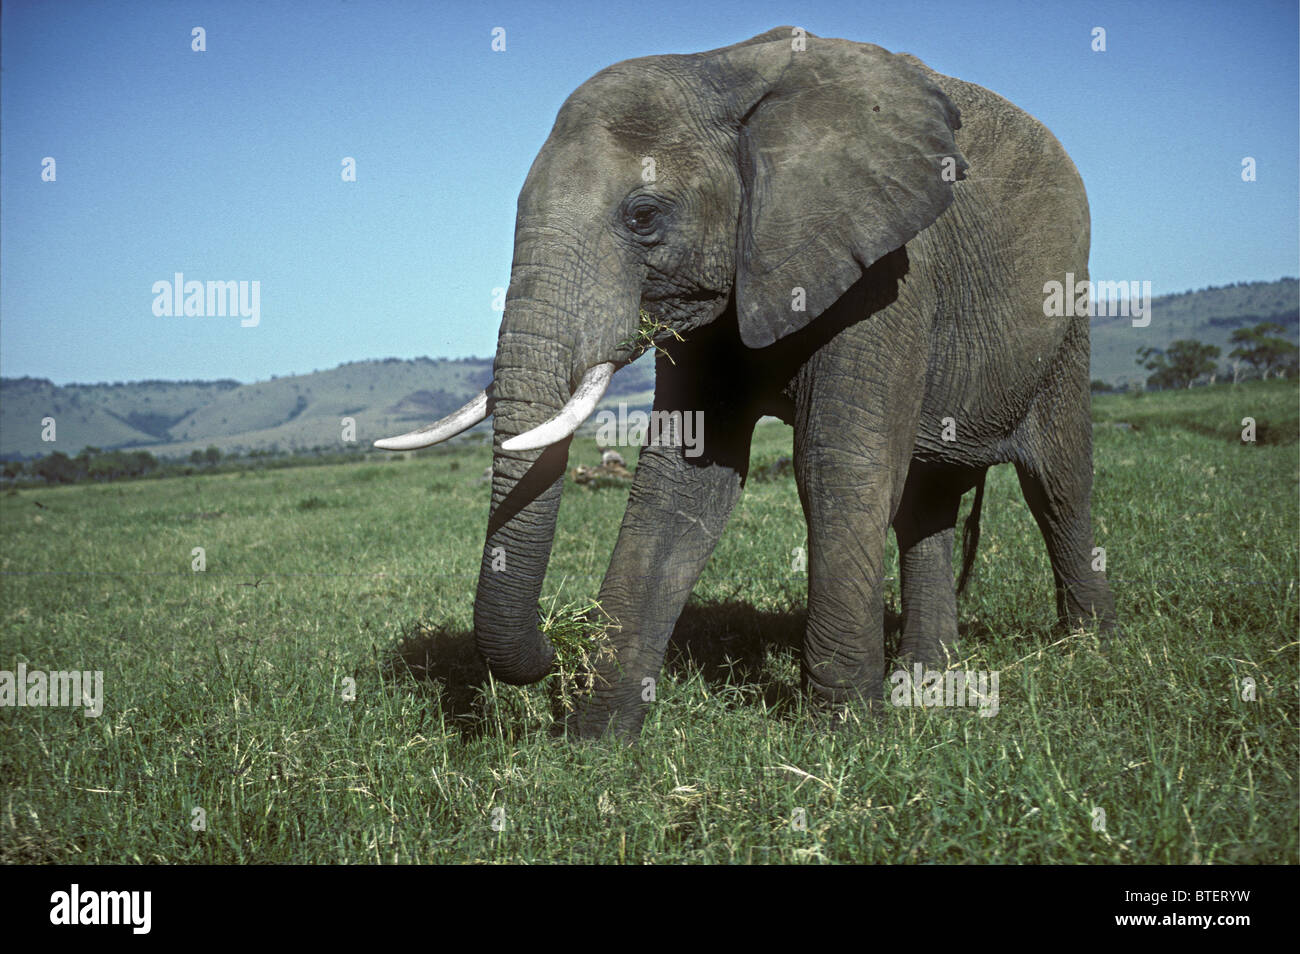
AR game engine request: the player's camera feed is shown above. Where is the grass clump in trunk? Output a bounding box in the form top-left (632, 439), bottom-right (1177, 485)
top-left (540, 596), bottom-right (619, 714)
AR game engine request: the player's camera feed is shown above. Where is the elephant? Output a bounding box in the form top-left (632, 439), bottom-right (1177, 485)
top-left (377, 27), bottom-right (1118, 738)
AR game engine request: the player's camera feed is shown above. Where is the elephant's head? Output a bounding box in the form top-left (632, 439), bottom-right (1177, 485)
top-left (376, 28), bottom-right (967, 684)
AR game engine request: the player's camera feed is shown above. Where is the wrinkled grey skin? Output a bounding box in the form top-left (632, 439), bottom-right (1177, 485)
top-left (471, 27), bottom-right (1117, 738)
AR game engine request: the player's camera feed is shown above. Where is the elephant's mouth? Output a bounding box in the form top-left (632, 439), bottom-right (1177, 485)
top-left (372, 361), bottom-right (618, 453)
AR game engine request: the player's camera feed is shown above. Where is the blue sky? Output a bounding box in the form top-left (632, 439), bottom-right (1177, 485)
top-left (2, 0), bottom-right (1296, 385)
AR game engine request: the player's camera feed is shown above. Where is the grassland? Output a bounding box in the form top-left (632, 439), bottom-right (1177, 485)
top-left (1, 380), bottom-right (1295, 863)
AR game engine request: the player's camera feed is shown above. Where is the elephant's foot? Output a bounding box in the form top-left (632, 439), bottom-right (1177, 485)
top-left (565, 684), bottom-right (649, 741)
top-left (1060, 587), bottom-right (1120, 638)
top-left (894, 633), bottom-right (957, 671)
top-left (803, 658), bottom-right (885, 716)
top-left (805, 690), bottom-right (884, 733)
top-left (1060, 613), bottom-right (1122, 642)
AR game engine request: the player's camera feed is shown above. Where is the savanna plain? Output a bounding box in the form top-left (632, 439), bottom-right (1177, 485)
top-left (2, 380), bottom-right (1296, 863)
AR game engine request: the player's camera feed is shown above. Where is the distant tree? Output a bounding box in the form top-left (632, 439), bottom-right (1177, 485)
top-left (204, 445), bottom-right (222, 465)
top-left (1167, 340), bottom-right (1221, 388)
top-left (1277, 348), bottom-right (1300, 379)
top-left (190, 449), bottom-right (205, 464)
top-left (1135, 346), bottom-right (1169, 389)
top-left (34, 451), bottom-right (79, 483)
top-left (1228, 322), bottom-right (1299, 379)
top-left (2, 460), bottom-right (25, 479)
top-left (131, 451), bottom-right (159, 475)
top-left (88, 456), bottom-right (120, 480)
top-left (1137, 340), bottom-right (1221, 389)
top-left (1090, 379), bottom-right (1113, 393)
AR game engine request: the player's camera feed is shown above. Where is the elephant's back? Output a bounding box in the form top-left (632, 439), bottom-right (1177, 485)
top-left (897, 58), bottom-right (1092, 461)
top-left (902, 56), bottom-right (1090, 280)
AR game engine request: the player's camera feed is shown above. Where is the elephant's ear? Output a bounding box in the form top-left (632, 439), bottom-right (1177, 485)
top-left (723, 36), bottom-right (968, 348)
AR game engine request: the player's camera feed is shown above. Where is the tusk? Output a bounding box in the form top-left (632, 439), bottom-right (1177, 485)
top-left (373, 390), bottom-right (490, 450)
top-left (501, 363), bottom-right (615, 452)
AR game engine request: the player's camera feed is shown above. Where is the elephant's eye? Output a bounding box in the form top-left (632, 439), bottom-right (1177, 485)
top-left (622, 198), bottom-right (662, 237)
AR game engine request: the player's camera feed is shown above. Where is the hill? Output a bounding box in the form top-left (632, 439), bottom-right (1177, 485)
top-left (2, 278), bottom-right (1293, 459)
top-left (0, 356), bottom-right (654, 460)
top-left (1090, 278), bottom-right (1298, 386)
top-left (0, 377), bottom-right (241, 459)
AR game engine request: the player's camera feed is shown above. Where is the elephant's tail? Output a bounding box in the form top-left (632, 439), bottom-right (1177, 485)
top-left (956, 472), bottom-right (986, 596)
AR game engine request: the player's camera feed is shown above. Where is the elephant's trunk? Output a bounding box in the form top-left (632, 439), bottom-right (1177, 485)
top-left (472, 421), bottom-right (565, 683)
top-left (467, 202), bottom-right (638, 683)
top-left (472, 290), bottom-right (612, 684)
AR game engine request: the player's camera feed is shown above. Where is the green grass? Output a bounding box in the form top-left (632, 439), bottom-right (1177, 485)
top-left (1091, 377), bottom-right (1299, 444)
top-left (1, 380), bottom-right (1296, 863)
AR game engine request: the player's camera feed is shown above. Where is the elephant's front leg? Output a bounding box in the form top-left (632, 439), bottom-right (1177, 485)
top-left (792, 336), bottom-right (925, 714)
top-left (796, 444), bottom-right (903, 710)
top-left (570, 401), bottom-right (753, 739)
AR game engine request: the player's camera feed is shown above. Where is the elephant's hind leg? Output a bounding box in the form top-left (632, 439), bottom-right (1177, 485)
top-left (1013, 362), bottom-right (1118, 633)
